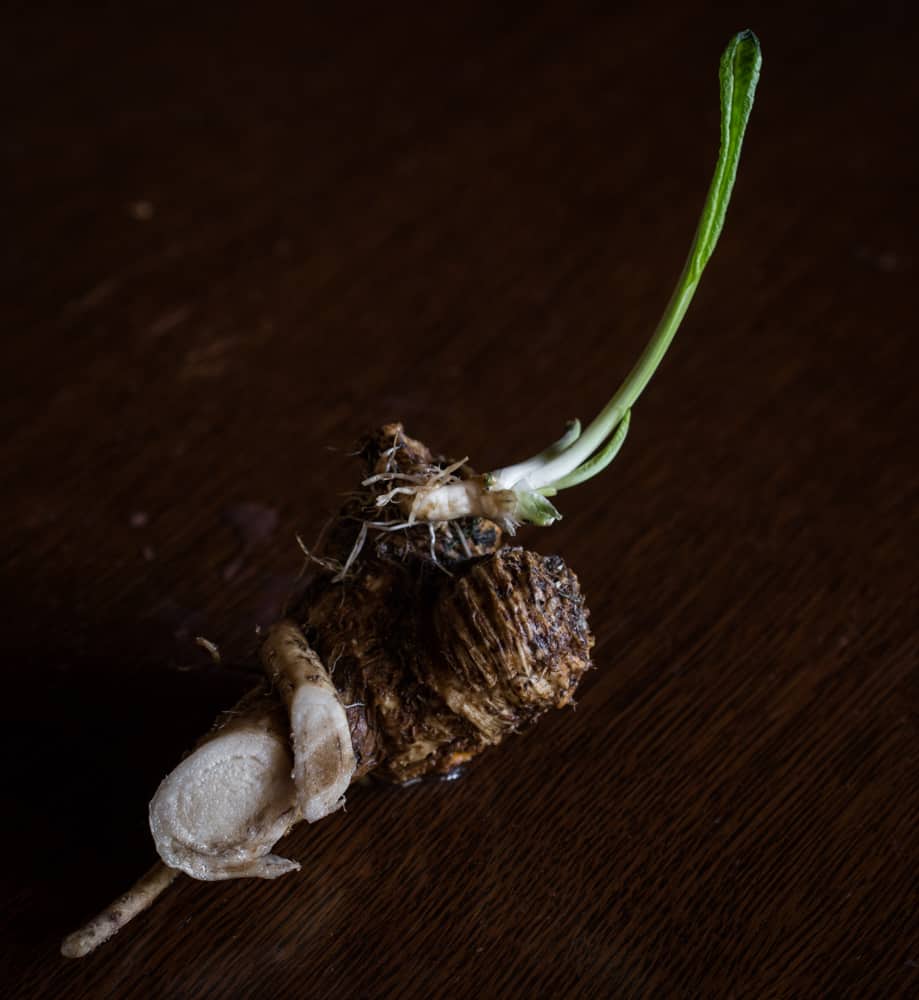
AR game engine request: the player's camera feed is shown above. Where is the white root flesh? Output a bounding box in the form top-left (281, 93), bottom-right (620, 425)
top-left (63, 690), bottom-right (299, 958)
top-left (61, 862), bottom-right (179, 959)
top-left (148, 690), bottom-right (300, 881)
top-left (260, 620), bottom-right (356, 823)
top-left (63, 626), bottom-right (354, 957)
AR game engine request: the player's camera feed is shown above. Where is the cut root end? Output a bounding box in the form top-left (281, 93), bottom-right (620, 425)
top-left (148, 689), bottom-right (299, 881)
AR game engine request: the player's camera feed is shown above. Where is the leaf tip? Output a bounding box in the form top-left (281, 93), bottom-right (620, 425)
top-left (724, 29), bottom-right (763, 81)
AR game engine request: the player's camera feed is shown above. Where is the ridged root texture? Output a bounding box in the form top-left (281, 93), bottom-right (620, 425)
top-left (430, 548), bottom-right (594, 743)
top-left (300, 544), bottom-right (594, 784)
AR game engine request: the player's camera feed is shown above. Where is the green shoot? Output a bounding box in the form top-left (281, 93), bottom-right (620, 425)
top-left (545, 410), bottom-right (631, 494)
top-left (490, 30), bottom-right (762, 517)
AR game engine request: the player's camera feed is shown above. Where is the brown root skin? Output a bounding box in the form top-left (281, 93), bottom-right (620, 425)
top-left (62, 423), bottom-right (595, 957)
top-left (430, 548), bottom-right (593, 743)
top-left (295, 423), bottom-right (594, 784)
top-left (299, 544), bottom-right (593, 784)
top-left (344, 423), bottom-right (504, 569)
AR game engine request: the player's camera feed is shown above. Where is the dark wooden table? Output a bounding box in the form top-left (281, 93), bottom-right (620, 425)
top-left (4, 3), bottom-right (917, 997)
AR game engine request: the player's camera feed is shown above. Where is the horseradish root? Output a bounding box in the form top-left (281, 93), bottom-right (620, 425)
top-left (61, 438), bottom-right (595, 955)
top-left (61, 31), bottom-right (761, 958)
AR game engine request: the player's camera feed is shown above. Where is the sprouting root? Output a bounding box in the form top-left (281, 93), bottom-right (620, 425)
top-left (61, 425), bottom-right (592, 958)
top-left (58, 26), bottom-right (764, 961)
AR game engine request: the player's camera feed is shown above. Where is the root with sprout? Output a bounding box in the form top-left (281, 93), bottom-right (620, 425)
top-left (62, 426), bottom-right (595, 955)
top-left (62, 31), bottom-right (761, 958)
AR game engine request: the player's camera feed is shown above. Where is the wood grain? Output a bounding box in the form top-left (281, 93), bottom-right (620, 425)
top-left (3, 2), bottom-right (918, 997)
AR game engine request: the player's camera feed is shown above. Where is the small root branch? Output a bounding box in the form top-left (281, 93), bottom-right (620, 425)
top-left (260, 621), bottom-right (356, 822)
top-left (295, 533), bottom-right (343, 577)
top-left (61, 862), bottom-right (180, 959)
top-left (194, 636), bottom-right (221, 664)
top-left (333, 520), bottom-right (368, 583)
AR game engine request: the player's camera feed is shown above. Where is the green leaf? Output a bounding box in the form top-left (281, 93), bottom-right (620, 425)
top-left (690, 29), bottom-right (762, 281)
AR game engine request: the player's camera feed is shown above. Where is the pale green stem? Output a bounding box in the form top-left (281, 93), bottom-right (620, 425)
top-left (492, 30), bottom-right (762, 496)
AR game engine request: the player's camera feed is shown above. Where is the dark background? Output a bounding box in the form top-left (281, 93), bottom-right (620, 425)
top-left (3, 2), bottom-right (917, 997)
